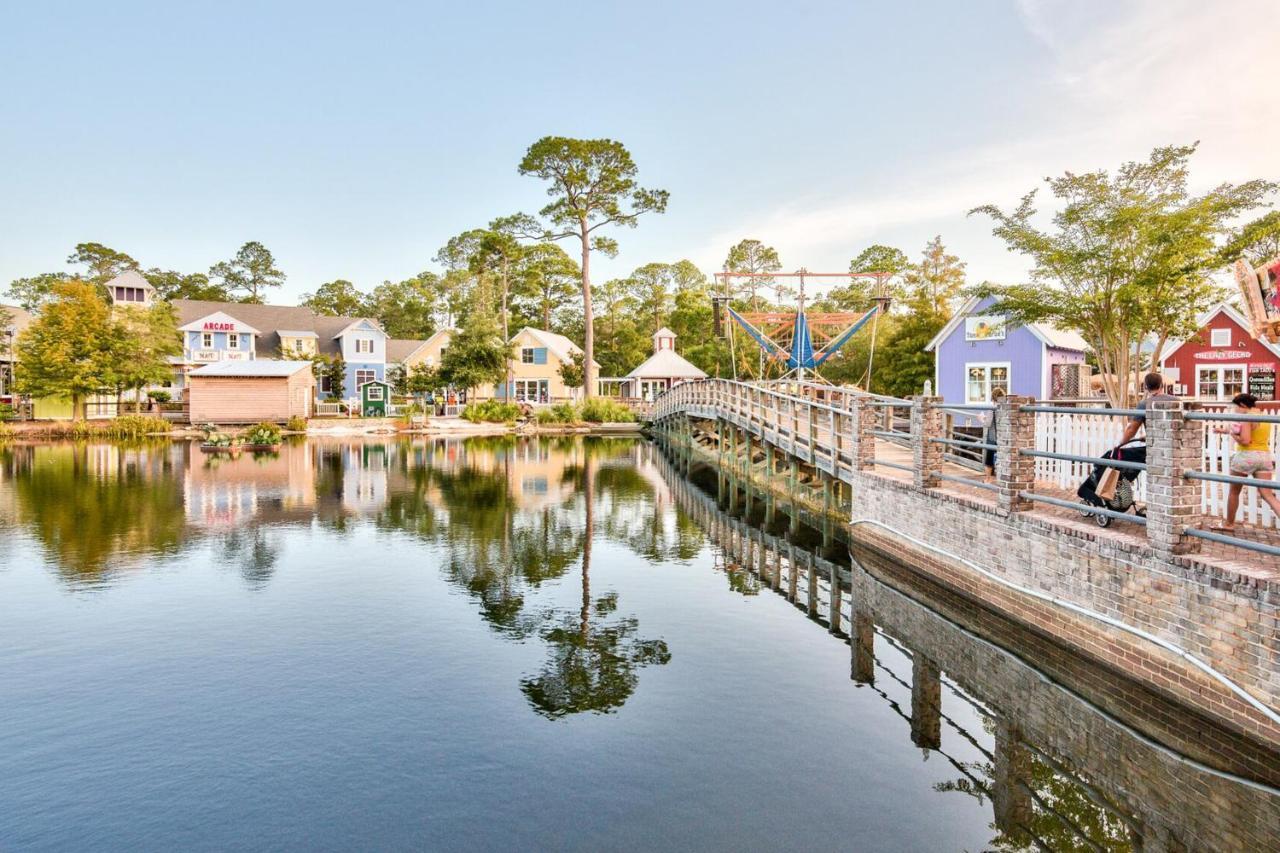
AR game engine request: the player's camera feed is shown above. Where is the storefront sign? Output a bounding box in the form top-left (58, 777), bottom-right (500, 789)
top-left (1196, 349), bottom-right (1252, 360)
top-left (203, 321), bottom-right (238, 331)
top-left (964, 315), bottom-right (1006, 341)
top-left (1249, 367), bottom-right (1276, 400)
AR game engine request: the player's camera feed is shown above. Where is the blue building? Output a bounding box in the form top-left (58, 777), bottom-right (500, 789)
top-left (168, 299), bottom-right (415, 400)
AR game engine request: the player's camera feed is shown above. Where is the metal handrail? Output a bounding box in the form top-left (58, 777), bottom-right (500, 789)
top-left (1185, 470), bottom-right (1280, 491)
top-left (936, 472), bottom-right (999, 492)
top-left (1020, 449), bottom-right (1146, 472)
top-left (1021, 405), bottom-right (1145, 417)
top-left (1185, 411), bottom-right (1280, 423)
top-left (1184, 527), bottom-right (1280, 558)
top-left (1023, 492), bottom-right (1147, 525)
top-left (930, 436), bottom-right (997, 452)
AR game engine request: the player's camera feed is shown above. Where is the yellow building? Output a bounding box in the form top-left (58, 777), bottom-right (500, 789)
top-left (419, 327), bottom-right (598, 404)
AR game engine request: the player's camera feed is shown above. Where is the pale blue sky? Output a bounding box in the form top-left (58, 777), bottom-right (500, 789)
top-left (2, 0), bottom-right (1276, 301)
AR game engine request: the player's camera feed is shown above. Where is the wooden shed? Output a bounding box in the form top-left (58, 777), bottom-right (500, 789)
top-left (188, 360), bottom-right (315, 424)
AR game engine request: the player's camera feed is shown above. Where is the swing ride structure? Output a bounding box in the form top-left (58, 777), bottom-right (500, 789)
top-left (711, 269), bottom-right (892, 387)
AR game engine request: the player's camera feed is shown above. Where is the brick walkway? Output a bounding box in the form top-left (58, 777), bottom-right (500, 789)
top-left (869, 439), bottom-right (1280, 583)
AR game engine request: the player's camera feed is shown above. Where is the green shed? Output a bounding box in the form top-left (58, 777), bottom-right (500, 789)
top-left (360, 379), bottom-right (392, 417)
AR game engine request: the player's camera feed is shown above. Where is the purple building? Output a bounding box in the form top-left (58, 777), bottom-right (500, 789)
top-left (923, 296), bottom-right (1088, 406)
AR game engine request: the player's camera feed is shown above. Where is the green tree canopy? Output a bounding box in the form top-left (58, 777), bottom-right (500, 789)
top-left (519, 136), bottom-right (669, 397)
top-left (144, 268), bottom-right (231, 301)
top-left (970, 143), bottom-right (1273, 405)
top-left (209, 241), bottom-right (286, 303)
top-left (67, 242), bottom-right (139, 282)
top-left (723, 238), bottom-right (784, 307)
top-left (6, 272), bottom-right (73, 311)
top-left (1221, 211), bottom-right (1280, 266)
top-left (439, 278), bottom-right (509, 394)
top-left (14, 280), bottom-right (125, 419)
top-left (366, 273), bottom-right (439, 338)
top-left (301, 279), bottom-right (365, 316)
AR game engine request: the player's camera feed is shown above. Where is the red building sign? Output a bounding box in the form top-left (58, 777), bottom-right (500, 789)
top-left (1161, 304), bottom-right (1280, 401)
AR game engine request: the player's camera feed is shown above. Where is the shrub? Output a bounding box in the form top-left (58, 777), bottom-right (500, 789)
top-left (535, 402), bottom-right (581, 425)
top-left (146, 390), bottom-right (172, 403)
top-left (0, 422), bottom-right (14, 441)
top-left (285, 415), bottom-right (308, 432)
top-left (580, 397), bottom-right (636, 424)
top-left (461, 400), bottom-right (522, 424)
top-left (242, 422), bottom-right (283, 445)
top-left (107, 415), bottom-right (172, 437)
top-left (0, 403), bottom-right (16, 421)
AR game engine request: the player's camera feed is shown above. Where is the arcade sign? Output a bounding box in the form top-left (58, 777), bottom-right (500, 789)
top-left (203, 321), bottom-right (238, 331)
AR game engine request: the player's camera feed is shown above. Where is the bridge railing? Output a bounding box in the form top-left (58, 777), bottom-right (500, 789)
top-left (655, 380), bottom-right (1280, 561)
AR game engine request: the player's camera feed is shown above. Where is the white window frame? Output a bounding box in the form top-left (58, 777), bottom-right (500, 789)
top-left (513, 378), bottom-right (548, 402)
top-left (355, 338), bottom-right (374, 355)
top-left (1210, 328), bottom-right (1232, 348)
top-left (355, 369), bottom-right (376, 388)
top-left (521, 347), bottom-right (536, 364)
top-left (227, 333), bottom-right (239, 350)
top-left (1195, 364), bottom-right (1246, 401)
top-left (201, 332), bottom-right (213, 349)
top-left (964, 361), bottom-right (1011, 404)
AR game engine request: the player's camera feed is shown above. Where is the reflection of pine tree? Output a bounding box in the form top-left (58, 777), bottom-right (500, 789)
top-left (521, 454), bottom-right (670, 718)
top-left (218, 526), bottom-right (279, 590)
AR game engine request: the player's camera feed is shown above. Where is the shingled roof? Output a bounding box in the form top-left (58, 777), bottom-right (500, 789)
top-left (172, 300), bottom-right (383, 359)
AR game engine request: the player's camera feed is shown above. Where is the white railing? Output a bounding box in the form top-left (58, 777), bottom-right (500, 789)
top-left (655, 379), bottom-right (1280, 530)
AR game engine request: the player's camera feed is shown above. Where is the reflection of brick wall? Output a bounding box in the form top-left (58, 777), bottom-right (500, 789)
top-left (850, 548), bottom-right (1280, 850)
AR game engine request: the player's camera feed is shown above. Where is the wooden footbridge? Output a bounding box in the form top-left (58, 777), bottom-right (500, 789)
top-left (648, 378), bottom-right (1280, 747)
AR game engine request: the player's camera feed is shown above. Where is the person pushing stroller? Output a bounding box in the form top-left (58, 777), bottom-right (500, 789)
top-left (1077, 373), bottom-right (1171, 525)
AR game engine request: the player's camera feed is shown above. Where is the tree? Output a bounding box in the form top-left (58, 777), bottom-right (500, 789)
top-left (302, 279), bottom-right (365, 316)
top-left (832, 244), bottom-right (910, 309)
top-left (209, 241), bottom-right (286, 303)
top-left (144, 269), bottom-right (231, 302)
top-left (14, 280), bottom-right (123, 419)
top-left (406, 363), bottom-right (440, 398)
top-left (316, 354), bottom-right (346, 399)
top-left (1222, 211), bottom-right (1280, 266)
top-left (439, 279), bottom-right (509, 395)
top-left (67, 242), bottom-right (139, 282)
top-left (512, 243), bottom-right (579, 331)
top-left (114, 301), bottom-right (183, 412)
top-left (591, 278), bottom-right (647, 377)
top-left (723, 239), bottom-right (783, 307)
top-left (903, 236), bottom-right (965, 315)
top-left (519, 136), bottom-right (669, 398)
top-left (626, 263), bottom-right (679, 334)
top-left (559, 350), bottom-right (586, 391)
top-left (971, 143), bottom-right (1273, 406)
top-left (366, 273), bottom-right (438, 338)
top-left (6, 272), bottom-right (72, 310)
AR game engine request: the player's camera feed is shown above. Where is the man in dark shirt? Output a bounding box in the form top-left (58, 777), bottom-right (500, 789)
top-left (1119, 372), bottom-right (1176, 446)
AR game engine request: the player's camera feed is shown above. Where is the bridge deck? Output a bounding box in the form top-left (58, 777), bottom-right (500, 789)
top-left (870, 438), bottom-right (1280, 583)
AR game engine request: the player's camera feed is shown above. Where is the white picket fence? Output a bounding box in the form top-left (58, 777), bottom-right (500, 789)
top-left (1033, 411), bottom-right (1279, 527)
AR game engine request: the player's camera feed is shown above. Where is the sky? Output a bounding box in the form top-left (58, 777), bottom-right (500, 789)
top-left (2, 0), bottom-right (1277, 304)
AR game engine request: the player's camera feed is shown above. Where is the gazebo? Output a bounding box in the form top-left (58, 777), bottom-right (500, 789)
top-left (625, 328), bottom-right (707, 401)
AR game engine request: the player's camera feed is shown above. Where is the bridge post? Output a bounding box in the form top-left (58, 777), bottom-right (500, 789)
top-left (850, 397), bottom-right (877, 471)
top-left (1145, 400), bottom-right (1203, 558)
top-left (996, 395), bottom-right (1036, 515)
top-left (851, 602), bottom-right (875, 684)
top-left (910, 396), bottom-right (944, 489)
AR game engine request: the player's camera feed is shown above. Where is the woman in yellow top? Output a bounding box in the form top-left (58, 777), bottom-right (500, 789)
top-left (1211, 393), bottom-right (1280, 532)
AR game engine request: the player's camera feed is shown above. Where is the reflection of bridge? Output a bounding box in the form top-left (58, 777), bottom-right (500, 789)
top-left (660, 454), bottom-right (1280, 851)
top-left (650, 379), bottom-right (1280, 748)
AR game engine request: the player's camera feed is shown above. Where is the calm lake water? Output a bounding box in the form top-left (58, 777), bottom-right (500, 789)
top-left (0, 437), bottom-right (1275, 852)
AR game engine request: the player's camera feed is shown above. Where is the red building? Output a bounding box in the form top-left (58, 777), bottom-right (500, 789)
top-left (1160, 303), bottom-right (1279, 403)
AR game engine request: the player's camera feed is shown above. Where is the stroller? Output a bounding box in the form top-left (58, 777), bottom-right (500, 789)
top-left (1076, 439), bottom-right (1147, 527)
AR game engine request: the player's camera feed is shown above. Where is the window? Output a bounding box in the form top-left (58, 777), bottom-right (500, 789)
top-left (355, 369), bottom-right (376, 388)
top-left (367, 385), bottom-right (384, 401)
top-left (521, 347), bottom-right (535, 364)
top-left (1210, 328), bottom-right (1232, 348)
top-left (1196, 365), bottom-right (1245, 400)
top-left (320, 375), bottom-right (332, 394)
top-left (965, 363), bottom-right (1010, 403)
top-left (355, 338), bottom-right (374, 355)
top-left (201, 332), bottom-right (213, 349)
top-left (513, 379), bottom-right (548, 402)
top-left (227, 333), bottom-right (239, 349)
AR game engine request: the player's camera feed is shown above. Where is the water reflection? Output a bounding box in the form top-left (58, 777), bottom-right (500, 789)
top-left (0, 436), bottom-right (679, 720)
top-left (659, 449), bottom-right (1280, 852)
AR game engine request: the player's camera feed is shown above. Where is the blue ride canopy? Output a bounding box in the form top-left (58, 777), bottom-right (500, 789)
top-left (726, 304), bottom-right (880, 371)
